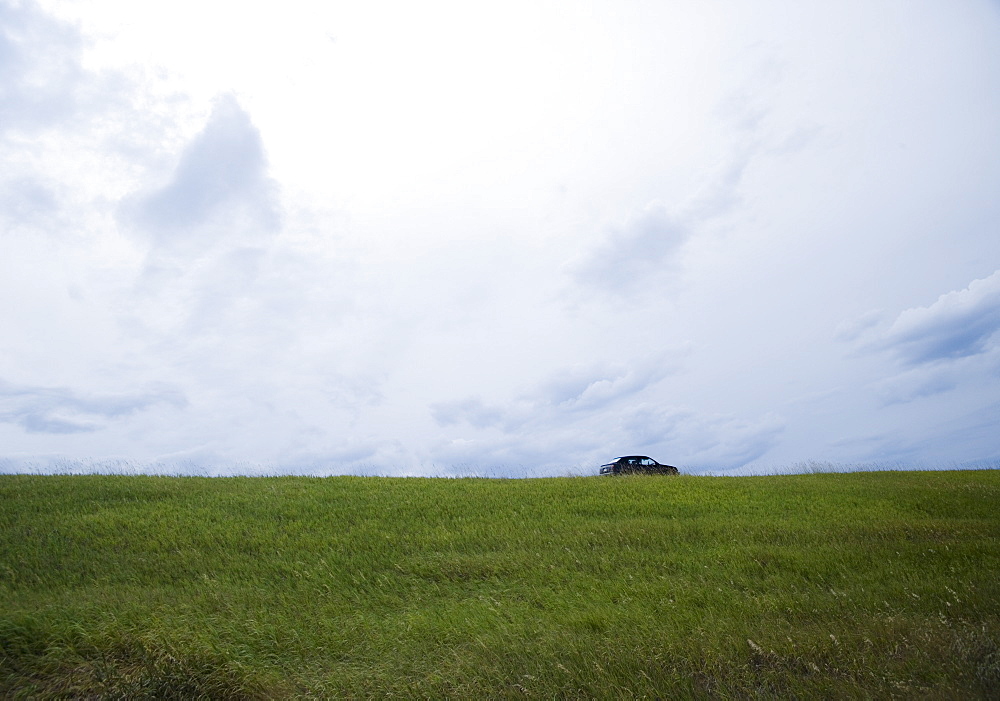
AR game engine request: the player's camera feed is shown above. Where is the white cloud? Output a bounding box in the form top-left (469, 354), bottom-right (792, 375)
top-left (0, 176), bottom-right (58, 228)
top-left (835, 309), bottom-right (886, 344)
top-left (837, 270), bottom-right (1000, 406)
top-left (431, 353), bottom-right (682, 433)
top-left (2, 0), bottom-right (1000, 475)
top-left (880, 269), bottom-right (1000, 365)
top-left (621, 405), bottom-right (786, 471)
top-left (873, 366), bottom-right (959, 407)
top-left (121, 94), bottom-right (281, 248)
top-left (569, 203), bottom-right (691, 294)
top-left (0, 378), bottom-right (185, 434)
top-left (431, 398), bottom-right (503, 430)
top-left (816, 271), bottom-right (1000, 467)
top-left (423, 352), bottom-right (787, 474)
top-left (531, 356), bottom-right (680, 412)
top-left (0, 0), bottom-right (82, 132)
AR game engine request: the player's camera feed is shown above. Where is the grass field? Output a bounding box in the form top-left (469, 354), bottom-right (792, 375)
top-left (1, 471), bottom-right (998, 698)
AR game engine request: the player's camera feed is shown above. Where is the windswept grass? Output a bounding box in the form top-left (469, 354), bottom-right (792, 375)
top-left (1, 471), bottom-right (998, 697)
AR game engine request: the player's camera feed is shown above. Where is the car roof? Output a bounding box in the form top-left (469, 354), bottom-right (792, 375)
top-left (617, 455), bottom-right (652, 460)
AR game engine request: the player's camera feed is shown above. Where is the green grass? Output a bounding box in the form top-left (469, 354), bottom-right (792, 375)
top-left (1, 471), bottom-right (998, 698)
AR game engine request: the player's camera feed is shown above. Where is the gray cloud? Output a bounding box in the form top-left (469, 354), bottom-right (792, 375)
top-left (431, 398), bottom-right (504, 429)
top-left (874, 366), bottom-right (958, 407)
top-left (881, 269), bottom-right (1000, 365)
top-left (620, 405), bottom-right (785, 471)
top-left (428, 396), bottom-right (784, 474)
top-left (569, 203), bottom-right (689, 294)
top-left (566, 50), bottom-right (791, 300)
top-left (834, 309), bottom-right (886, 344)
top-left (426, 435), bottom-right (597, 478)
top-left (0, 176), bottom-right (58, 229)
top-left (122, 95), bottom-right (281, 245)
top-left (431, 354), bottom-right (680, 433)
top-left (531, 358), bottom-right (678, 412)
top-left (829, 400), bottom-right (1000, 467)
top-left (422, 354), bottom-right (788, 474)
top-left (831, 272), bottom-right (1000, 419)
top-left (567, 139), bottom-right (762, 298)
top-left (0, 379), bottom-right (186, 434)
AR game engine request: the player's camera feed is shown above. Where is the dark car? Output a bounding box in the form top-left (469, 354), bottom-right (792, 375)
top-left (599, 456), bottom-right (679, 476)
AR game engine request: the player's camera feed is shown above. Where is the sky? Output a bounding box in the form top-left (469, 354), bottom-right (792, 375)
top-left (2, 0), bottom-right (1000, 477)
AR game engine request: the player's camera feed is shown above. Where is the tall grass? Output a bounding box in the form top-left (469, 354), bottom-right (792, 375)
top-left (2, 471), bottom-right (998, 697)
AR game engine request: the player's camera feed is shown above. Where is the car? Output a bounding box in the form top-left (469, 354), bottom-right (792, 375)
top-left (599, 455), bottom-right (679, 476)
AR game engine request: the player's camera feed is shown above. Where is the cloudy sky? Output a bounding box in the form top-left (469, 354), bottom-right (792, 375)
top-left (2, 0), bottom-right (1000, 476)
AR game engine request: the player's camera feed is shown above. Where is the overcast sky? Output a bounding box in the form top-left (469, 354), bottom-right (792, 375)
top-left (2, 0), bottom-right (1000, 476)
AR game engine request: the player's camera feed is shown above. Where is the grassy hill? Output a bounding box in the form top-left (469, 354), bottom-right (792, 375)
top-left (1, 471), bottom-right (998, 698)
